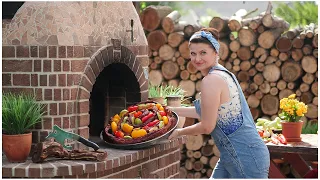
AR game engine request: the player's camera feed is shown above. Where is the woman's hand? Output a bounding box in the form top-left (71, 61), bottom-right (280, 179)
top-left (168, 128), bottom-right (181, 140)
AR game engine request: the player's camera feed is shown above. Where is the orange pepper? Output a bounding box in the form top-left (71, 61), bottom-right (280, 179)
top-left (131, 129), bottom-right (147, 138)
top-left (122, 123), bottom-right (134, 133)
top-left (162, 116), bottom-right (168, 125)
top-left (156, 103), bottom-right (161, 109)
top-left (159, 106), bottom-right (164, 111)
top-left (111, 121), bottom-right (117, 133)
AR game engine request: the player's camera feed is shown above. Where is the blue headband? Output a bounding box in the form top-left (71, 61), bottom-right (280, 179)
top-left (190, 31), bottom-right (220, 53)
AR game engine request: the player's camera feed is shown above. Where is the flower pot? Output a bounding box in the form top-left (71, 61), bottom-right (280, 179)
top-left (166, 95), bottom-right (181, 107)
top-left (3, 132), bottom-right (32, 162)
top-left (148, 97), bottom-right (165, 105)
top-left (281, 121), bottom-right (303, 142)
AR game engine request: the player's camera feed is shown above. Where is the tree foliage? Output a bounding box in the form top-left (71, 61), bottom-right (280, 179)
top-left (274, 1), bottom-right (318, 28)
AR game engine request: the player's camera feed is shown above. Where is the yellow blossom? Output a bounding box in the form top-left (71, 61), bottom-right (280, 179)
top-left (288, 94), bottom-right (296, 99)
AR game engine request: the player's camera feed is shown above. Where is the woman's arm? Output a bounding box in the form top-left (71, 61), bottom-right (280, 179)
top-left (170, 106), bottom-right (200, 119)
top-left (169, 74), bottom-right (223, 138)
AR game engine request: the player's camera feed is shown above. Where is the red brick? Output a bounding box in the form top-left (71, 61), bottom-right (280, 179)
top-left (13, 74), bottom-right (30, 86)
top-left (71, 60), bottom-right (87, 72)
top-left (54, 117), bottom-right (62, 127)
top-left (53, 89), bottom-right (61, 101)
top-left (42, 104), bottom-right (48, 116)
top-left (3, 60), bottom-right (32, 72)
top-left (70, 88), bottom-right (77, 100)
top-left (40, 75), bottom-right (47, 86)
top-left (17, 46), bottom-right (29, 57)
top-left (62, 117), bottom-right (70, 129)
top-left (2, 167), bottom-right (12, 177)
top-left (50, 103), bottom-right (57, 115)
top-left (70, 116), bottom-right (76, 128)
top-left (158, 156), bottom-right (166, 169)
top-left (43, 117), bottom-right (53, 129)
top-left (2, 74), bottom-right (11, 86)
top-left (63, 88), bottom-right (70, 100)
top-left (44, 89), bottom-right (53, 100)
top-left (58, 74), bottom-right (66, 86)
top-left (125, 155), bottom-right (132, 165)
top-left (58, 46), bottom-right (66, 58)
top-left (33, 60), bottom-right (42, 72)
top-left (43, 60), bottom-right (52, 72)
top-left (74, 46), bottom-right (84, 58)
top-left (54, 60), bottom-right (61, 72)
top-left (84, 163), bottom-right (95, 173)
top-left (142, 159), bottom-right (158, 173)
top-left (79, 101), bottom-right (89, 113)
top-left (67, 46), bottom-right (73, 58)
top-left (77, 173), bottom-right (89, 178)
top-left (67, 102), bottom-right (73, 114)
top-left (164, 167), bottom-right (169, 178)
top-left (78, 88), bottom-right (90, 99)
top-left (49, 46), bottom-right (57, 58)
top-left (78, 127), bottom-right (89, 139)
top-left (97, 162), bottom-right (105, 172)
top-left (80, 76), bottom-right (93, 92)
top-left (39, 46), bottom-right (47, 58)
top-left (35, 88), bottom-right (43, 101)
top-left (79, 114), bottom-right (89, 126)
top-left (3, 46), bottom-right (15, 57)
top-left (59, 103), bottom-right (66, 115)
top-left (31, 74), bottom-right (38, 86)
top-left (63, 60), bottom-right (70, 71)
top-left (143, 149), bottom-right (150, 158)
top-left (132, 153), bottom-right (138, 162)
top-left (56, 162), bottom-right (69, 176)
top-left (41, 163), bottom-right (55, 177)
top-left (30, 46), bottom-right (38, 57)
top-left (88, 172), bottom-right (97, 178)
top-left (113, 158), bottom-right (120, 168)
top-left (71, 164), bottom-right (83, 175)
top-left (49, 74), bottom-right (57, 86)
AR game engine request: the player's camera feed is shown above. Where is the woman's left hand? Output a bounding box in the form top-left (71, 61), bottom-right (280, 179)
top-left (168, 128), bottom-right (181, 140)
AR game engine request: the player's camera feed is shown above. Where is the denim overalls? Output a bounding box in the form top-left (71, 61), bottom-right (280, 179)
top-left (194, 64), bottom-right (270, 178)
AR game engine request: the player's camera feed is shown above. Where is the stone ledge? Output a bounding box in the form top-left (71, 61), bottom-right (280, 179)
top-left (2, 136), bottom-right (186, 178)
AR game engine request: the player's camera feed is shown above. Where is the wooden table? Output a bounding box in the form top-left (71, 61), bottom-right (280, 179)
top-left (267, 134), bottom-right (318, 178)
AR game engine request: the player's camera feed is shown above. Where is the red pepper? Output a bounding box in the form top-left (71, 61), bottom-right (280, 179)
top-left (277, 134), bottom-right (287, 145)
top-left (159, 111), bottom-right (167, 116)
top-left (114, 130), bottom-right (124, 138)
top-left (134, 111), bottom-right (142, 118)
top-left (258, 130), bottom-right (264, 137)
top-left (146, 120), bottom-right (160, 127)
top-left (142, 112), bottom-right (154, 123)
top-left (128, 105), bottom-right (138, 112)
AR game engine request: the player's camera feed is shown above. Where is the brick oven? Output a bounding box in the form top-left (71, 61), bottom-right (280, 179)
top-left (2, 2), bottom-right (185, 178)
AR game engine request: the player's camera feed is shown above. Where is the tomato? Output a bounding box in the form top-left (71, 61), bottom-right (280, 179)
top-left (159, 111), bottom-right (166, 116)
top-left (128, 105), bottom-right (138, 112)
top-left (162, 116), bottom-right (169, 125)
top-left (115, 130), bottom-right (124, 138)
top-left (111, 121), bottom-right (117, 133)
top-left (134, 111), bottom-right (142, 118)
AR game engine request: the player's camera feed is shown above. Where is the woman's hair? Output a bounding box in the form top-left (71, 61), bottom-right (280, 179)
top-left (189, 28), bottom-right (220, 53)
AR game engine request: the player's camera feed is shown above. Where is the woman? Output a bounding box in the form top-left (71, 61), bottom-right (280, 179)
top-left (168, 28), bottom-right (270, 178)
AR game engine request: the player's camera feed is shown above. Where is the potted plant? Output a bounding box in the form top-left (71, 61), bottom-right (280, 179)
top-left (2, 93), bottom-right (45, 162)
top-left (279, 94), bottom-right (308, 142)
top-left (165, 85), bottom-right (190, 107)
top-left (148, 83), bottom-right (168, 105)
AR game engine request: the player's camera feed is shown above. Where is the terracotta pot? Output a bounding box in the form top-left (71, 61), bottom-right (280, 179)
top-left (148, 97), bottom-right (165, 105)
top-left (166, 96), bottom-right (181, 107)
top-left (281, 121), bottom-right (303, 142)
top-left (3, 132), bottom-right (32, 162)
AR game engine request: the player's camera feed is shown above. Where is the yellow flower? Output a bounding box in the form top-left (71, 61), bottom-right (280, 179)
top-left (288, 94), bottom-right (296, 99)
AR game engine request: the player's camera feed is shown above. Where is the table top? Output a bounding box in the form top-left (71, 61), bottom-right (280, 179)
top-left (266, 134), bottom-right (318, 155)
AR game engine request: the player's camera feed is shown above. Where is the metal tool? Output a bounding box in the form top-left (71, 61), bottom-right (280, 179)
top-left (46, 125), bottom-right (100, 151)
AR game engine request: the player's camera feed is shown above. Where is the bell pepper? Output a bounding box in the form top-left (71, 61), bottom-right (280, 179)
top-left (146, 120), bottom-right (160, 127)
top-left (131, 129), bottom-right (147, 138)
top-left (158, 121), bottom-right (164, 128)
top-left (134, 111), bottom-right (142, 118)
top-left (138, 104), bottom-right (146, 110)
top-left (157, 112), bottom-right (162, 121)
top-left (159, 111), bottom-right (167, 116)
top-left (258, 130), bottom-right (264, 137)
top-left (162, 116), bottom-right (169, 125)
top-left (159, 106), bottom-right (164, 111)
top-left (142, 112), bottom-right (154, 123)
top-left (156, 103), bottom-right (162, 109)
top-left (111, 121), bottom-right (117, 133)
top-left (122, 123), bottom-right (134, 133)
top-left (115, 130), bottom-right (124, 138)
top-left (134, 118), bottom-right (142, 125)
top-left (277, 134), bottom-right (287, 145)
top-left (128, 105), bottom-right (138, 112)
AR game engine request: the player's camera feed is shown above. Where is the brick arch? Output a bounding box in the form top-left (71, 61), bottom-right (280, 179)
top-left (73, 42), bottom-right (148, 133)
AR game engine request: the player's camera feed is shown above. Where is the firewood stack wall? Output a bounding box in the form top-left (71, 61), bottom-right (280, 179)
top-left (140, 4), bottom-right (318, 178)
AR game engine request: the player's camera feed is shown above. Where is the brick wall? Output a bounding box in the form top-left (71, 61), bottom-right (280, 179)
top-left (2, 41), bottom-right (149, 148)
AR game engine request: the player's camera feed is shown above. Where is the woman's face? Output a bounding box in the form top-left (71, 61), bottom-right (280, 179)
top-left (189, 43), bottom-right (218, 71)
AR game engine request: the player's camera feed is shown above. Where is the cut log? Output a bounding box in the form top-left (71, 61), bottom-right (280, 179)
top-left (201, 145), bottom-right (214, 157)
top-left (233, 65), bottom-right (241, 72)
top-left (312, 32), bottom-right (318, 48)
top-left (200, 156), bottom-right (209, 165)
top-left (258, 28), bottom-right (285, 49)
top-left (225, 61), bottom-right (233, 71)
top-left (209, 156), bottom-right (219, 169)
top-left (277, 80), bottom-right (287, 90)
top-left (254, 47), bottom-right (268, 59)
top-left (292, 37), bottom-right (304, 49)
top-left (302, 44), bottom-right (313, 55)
top-left (233, 58), bottom-right (240, 65)
top-left (295, 89), bottom-right (302, 97)
top-left (184, 117), bottom-right (196, 128)
top-left (306, 23), bottom-right (315, 38)
top-left (287, 82), bottom-right (296, 90)
top-left (238, 27), bottom-right (256, 46)
top-left (300, 92), bottom-right (314, 104)
top-left (179, 80), bottom-right (196, 97)
top-left (300, 83), bottom-right (310, 93)
top-left (270, 82), bottom-right (277, 87)
top-left (255, 90), bottom-right (264, 100)
top-left (255, 62), bottom-right (265, 72)
top-left (291, 48), bottom-right (303, 61)
top-left (270, 87), bottom-right (279, 96)
top-left (186, 150), bottom-right (194, 158)
top-left (244, 16), bottom-right (263, 30)
top-left (279, 89), bottom-right (294, 100)
top-left (248, 94), bottom-right (260, 108)
top-left (184, 24), bottom-right (202, 39)
top-left (173, 21), bottom-right (189, 32)
top-left (180, 65), bottom-right (185, 71)
top-left (281, 62), bottom-right (302, 82)
top-left (262, 14), bottom-right (289, 30)
top-left (313, 49), bottom-right (318, 58)
top-left (229, 40), bottom-right (241, 52)
top-left (248, 68), bottom-right (257, 77)
top-left (257, 25), bottom-right (265, 34)
top-left (150, 62), bottom-right (159, 70)
top-left (311, 81), bottom-right (318, 96)
top-left (219, 40), bottom-right (230, 61)
top-left (209, 17), bottom-right (230, 32)
top-left (159, 44), bottom-right (175, 61)
top-left (177, 56), bottom-right (185, 66)
top-left (265, 56), bottom-right (277, 64)
top-left (278, 52), bottom-right (289, 61)
top-left (301, 56), bottom-right (317, 73)
top-left (259, 82), bottom-right (271, 94)
top-left (238, 71), bottom-right (250, 82)
top-left (180, 70), bottom-right (190, 80)
top-left (251, 108), bottom-right (261, 120)
top-left (152, 51), bottom-right (158, 57)
top-left (175, 51), bottom-right (180, 58)
top-left (261, 94), bottom-right (279, 115)
top-left (187, 61), bottom-right (198, 74)
top-left (149, 70), bottom-right (163, 86)
top-left (276, 36), bottom-right (292, 52)
top-left (168, 32), bottom-right (184, 48)
top-left (190, 74), bottom-right (197, 81)
top-left (161, 10), bottom-right (181, 33)
top-left (193, 161), bottom-right (204, 171)
top-left (286, 27), bottom-right (302, 40)
top-left (154, 56), bottom-right (162, 64)
top-left (193, 151), bottom-right (202, 159)
top-left (147, 30), bottom-right (167, 51)
top-left (179, 41), bottom-right (190, 59)
top-left (313, 97), bottom-right (318, 106)
top-left (302, 73), bottom-right (315, 85)
top-left (263, 64), bottom-right (281, 82)
top-left (180, 167), bottom-right (188, 178)
top-left (248, 83), bottom-right (259, 93)
top-left (253, 73), bottom-right (264, 85)
top-left (275, 61), bottom-right (282, 67)
top-left (240, 61), bottom-right (251, 71)
top-left (250, 44), bottom-right (257, 51)
top-left (228, 9), bottom-right (247, 32)
top-left (237, 46), bottom-right (252, 61)
top-left (305, 104), bottom-right (318, 119)
top-left (161, 61), bottom-right (179, 80)
top-left (229, 33), bottom-right (236, 41)
top-left (270, 48), bottom-right (280, 57)
top-left (168, 79), bottom-right (179, 88)
top-left (240, 82), bottom-right (249, 92)
top-left (140, 5), bottom-right (173, 32)
top-left (196, 72), bottom-right (203, 80)
top-left (207, 169), bottom-right (213, 178)
top-left (194, 172), bottom-right (202, 179)
top-left (185, 159), bottom-right (194, 170)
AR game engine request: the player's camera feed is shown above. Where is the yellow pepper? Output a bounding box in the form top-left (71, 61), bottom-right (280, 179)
top-left (162, 116), bottom-right (168, 125)
top-left (131, 129), bottom-right (147, 138)
top-left (111, 121), bottom-right (117, 133)
top-left (159, 106), bottom-right (164, 111)
top-left (113, 114), bottom-right (120, 123)
top-left (122, 123), bottom-right (134, 133)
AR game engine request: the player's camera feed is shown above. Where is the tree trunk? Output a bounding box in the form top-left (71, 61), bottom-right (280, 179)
top-left (277, 80), bottom-right (287, 90)
top-left (291, 48), bottom-right (303, 61)
top-left (147, 30), bottom-right (167, 51)
top-left (292, 36), bottom-right (304, 49)
top-left (159, 44), bottom-right (175, 60)
top-left (180, 70), bottom-right (190, 80)
top-left (281, 62), bottom-right (302, 82)
top-left (184, 24), bottom-right (202, 39)
top-left (168, 32), bottom-right (184, 48)
top-left (230, 40), bottom-right (241, 52)
top-left (161, 10), bottom-right (181, 33)
top-left (258, 28), bottom-right (285, 49)
top-left (301, 56), bottom-right (317, 73)
top-left (262, 14), bottom-right (289, 30)
top-left (161, 61), bottom-right (179, 80)
top-left (261, 94), bottom-right (279, 115)
top-left (276, 36), bottom-right (292, 52)
top-left (237, 47), bottom-right (252, 61)
top-left (140, 5), bottom-right (173, 32)
top-left (238, 27), bottom-right (256, 46)
top-left (263, 64), bottom-right (281, 82)
top-left (209, 17), bottom-right (230, 32)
